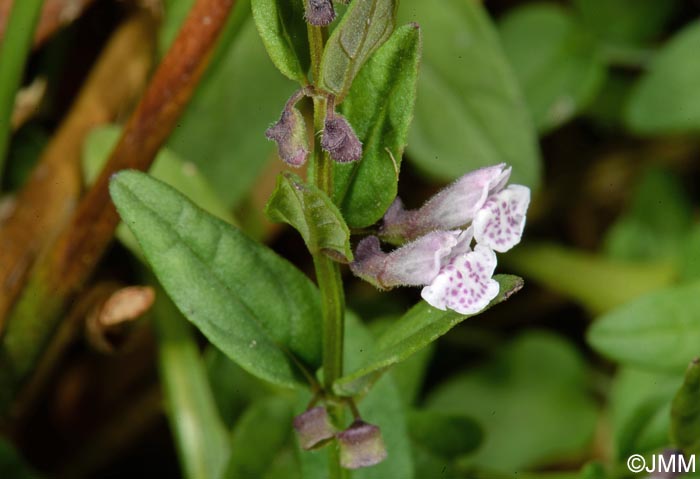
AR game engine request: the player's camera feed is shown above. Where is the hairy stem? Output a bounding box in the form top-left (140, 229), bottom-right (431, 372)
top-left (308, 19), bottom-right (347, 479)
top-left (0, 0), bottom-right (44, 185)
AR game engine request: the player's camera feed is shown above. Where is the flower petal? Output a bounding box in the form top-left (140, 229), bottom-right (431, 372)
top-left (421, 245), bottom-right (499, 314)
top-left (473, 184), bottom-right (530, 253)
top-left (380, 164), bottom-right (511, 240)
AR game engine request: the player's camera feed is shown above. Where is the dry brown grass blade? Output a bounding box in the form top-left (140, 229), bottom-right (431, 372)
top-left (0, 0), bottom-right (235, 410)
top-left (0, 0), bottom-right (96, 48)
top-left (0, 14), bottom-right (155, 331)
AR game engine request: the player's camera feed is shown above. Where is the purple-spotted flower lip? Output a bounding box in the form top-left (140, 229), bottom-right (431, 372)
top-left (421, 244), bottom-right (499, 315)
top-left (350, 163), bottom-right (531, 315)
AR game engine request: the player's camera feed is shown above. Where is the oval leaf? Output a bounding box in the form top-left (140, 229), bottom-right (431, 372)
top-left (333, 24), bottom-right (421, 228)
top-left (588, 281), bottom-right (700, 373)
top-left (399, 0), bottom-right (541, 187)
top-left (265, 172), bottom-right (353, 262)
top-left (499, 4), bottom-right (606, 132)
top-left (110, 171), bottom-right (322, 388)
top-left (251, 0), bottom-right (310, 84)
top-left (334, 275), bottom-right (524, 396)
top-left (319, 0), bottom-right (398, 99)
top-left (626, 22), bottom-right (700, 134)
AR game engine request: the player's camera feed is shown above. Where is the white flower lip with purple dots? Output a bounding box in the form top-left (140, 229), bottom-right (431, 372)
top-left (350, 163), bottom-right (531, 315)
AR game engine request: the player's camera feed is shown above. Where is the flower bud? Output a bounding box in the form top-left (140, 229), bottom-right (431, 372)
top-left (321, 114), bottom-right (363, 163)
top-left (338, 421), bottom-right (387, 469)
top-left (293, 407), bottom-right (336, 450)
top-left (380, 164), bottom-right (511, 241)
top-left (305, 0), bottom-right (336, 26)
top-left (266, 102), bottom-right (310, 167)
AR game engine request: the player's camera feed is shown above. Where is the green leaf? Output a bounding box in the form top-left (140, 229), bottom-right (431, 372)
top-left (334, 275), bottom-right (524, 396)
top-left (168, 16), bottom-right (295, 207)
top-left (426, 332), bottom-right (598, 472)
top-left (152, 286), bottom-right (230, 479)
top-left (251, 0), bottom-right (310, 84)
top-left (588, 281), bottom-right (700, 373)
top-left (265, 172), bottom-right (353, 262)
top-left (408, 410), bottom-right (482, 459)
top-left (504, 243), bottom-right (676, 314)
top-left (625, 22), bottom-right (700, 134)
top-left (610, 367), bottom-right (681, 458)
top-left (604, 167), bottom-right (692, 263)
top-left (573, 0), bottom-right (678, 47)
top-left (319, 0), bottom-right (398, 99)
top-left (399, 0), bottom-right (541, 187)
top-left (225, 397), bottom-right (295, 477)
top-left (671, 359), bottom-right (700, 453)
top-left (333, 24), bottom-right (421, 228)
top-left (499, 4), bottom-right (606, 132)
top-left (110, 171), bottom-right (322, 388)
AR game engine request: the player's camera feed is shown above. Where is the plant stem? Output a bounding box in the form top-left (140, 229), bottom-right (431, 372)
top-left (0, 0), bottom-right (44, 185)
top-left (308, 19), bottom-right (347, 479)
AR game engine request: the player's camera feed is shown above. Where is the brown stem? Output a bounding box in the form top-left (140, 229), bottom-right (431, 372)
top-left (0, 13), bottom-right (155, 332)
top-left (0, 0), bottom-right (235, 409)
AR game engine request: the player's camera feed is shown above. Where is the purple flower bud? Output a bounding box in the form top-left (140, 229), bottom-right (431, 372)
top-left (350, 231), bottom-right (460, 289)
top-left (321, 114), bottom-right (363, 163)
top-left (293, 407), bottom-right (336, 450)
top-left (380, 164), bottom-right (511, 241)
top-left (266, 91), bottom-right (310, 167)
top-left (338, 421), bottom-right (387, 469)
top-left (305, 0), bottom-right (336, 26)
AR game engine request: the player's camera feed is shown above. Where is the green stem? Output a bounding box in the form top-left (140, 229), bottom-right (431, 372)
top-left (308, 19), bottom-right (347, 479)
top-left (0, 0), bottom-right (44, 186)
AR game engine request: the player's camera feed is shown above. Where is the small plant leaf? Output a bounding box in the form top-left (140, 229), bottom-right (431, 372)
top-left (265, 172), bottom-right (353, 262)
top-left (399, 0), bottom-right (541, 187)
top-left (671, 359), bottom-right (700, 453)
top-left (251, 0), bottom-right (310, 84)
top-left (319, 0), bottom-right (398, 99)
top-left (110, 171), bottom-right (322, 388)
top-left (588, 281), bottom-right (700, 373)
top-left (333, 24), bottom-right (421, 228)
top-left (626, 21), bottom-right (700, 134)
top-left (334, 275), bottom-right (523, 396)
top-left (499, 4), bottom-right (606, 132)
